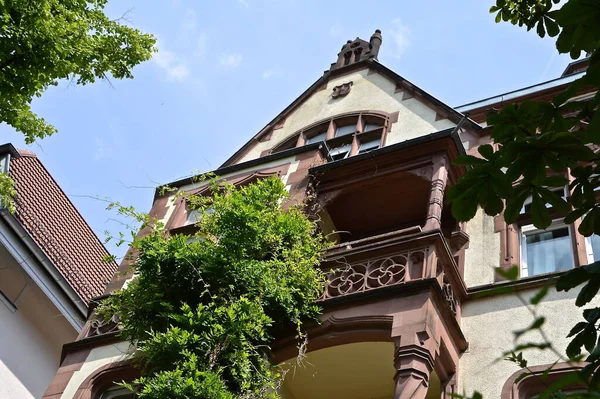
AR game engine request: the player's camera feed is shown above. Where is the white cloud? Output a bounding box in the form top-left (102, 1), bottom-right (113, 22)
top-left (389, 19), bottom-right (410, 59)
top-left (218, 53), bottom-right (243, 69)
top-left (262, 67), bottom-right (283, 79)
top-left (238, 0), bottom-right (249, 8)
top-left (153, 41), bottom-right (191, 82)
top-left (194, 33), bottom-right (208, 58)
top-left (329, 22), bottom-right (343, 38)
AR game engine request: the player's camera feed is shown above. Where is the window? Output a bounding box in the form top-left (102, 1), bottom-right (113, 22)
top-left (335, 124), bottom-right (355, 137)
top-left (185, 209), bottom-right (201, 226)
top-left (329, 144), bottom-right (352, 161)
top-left (363, 123), bottom-right (382, 132)
top-left (586, 234), bottom-right (600, 263)
top-left (100, 386), bottom-right (136, 399)
top-left (305, 131), bottom-right (327, 144)
top-left (357, 139), bottom-right (380, 155)
top-left (521, 187), bottom-right (567, 215)
top-left (521, 222), bottom-right (575, 277)
top-left (184, 207), bottom-right (214, 226)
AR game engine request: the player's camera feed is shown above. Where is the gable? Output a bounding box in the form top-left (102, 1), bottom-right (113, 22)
top-left (229, 63), bottom-right (468, 166)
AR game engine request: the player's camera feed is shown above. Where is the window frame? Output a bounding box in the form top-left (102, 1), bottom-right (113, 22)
top-left (269, 111), bottom-right (392, 160)
top-left (520, 220), bottom-right (575, 278)
top-left (329, 143), bottom-right (352, 161)
top-left (586, 234), bottom-right (600, 264)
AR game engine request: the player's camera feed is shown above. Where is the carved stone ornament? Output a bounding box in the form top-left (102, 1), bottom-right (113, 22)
top-left (332, 81), bottom-right (353, 98)
top-left (442, 282), bottom-right (458, 316)
top-left (320, 250), bottom-right (425, 300)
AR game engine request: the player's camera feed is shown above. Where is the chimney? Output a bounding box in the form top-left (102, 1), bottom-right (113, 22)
top-left (369, 29), bottom-right (382, 60)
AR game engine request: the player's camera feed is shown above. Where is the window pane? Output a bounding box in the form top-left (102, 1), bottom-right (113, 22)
top-left (185, 209), bottom-right (201, 226)
top-left (525, 227), bottom-right (574, 276)
top-left (358, 139), bottom-right (380, 154)
top-left (521, 188), bottom-right (566, 214)
top-left (329, 144), bottom-right (351, 161)
top-left (335, 124), bottom-right (355, 137)
top-left (185, 207), bottom-right (213, 226)
top-left (306, 131), bottom-right (327, 144)
top-left (591, 235), bottom-right (600, 262)
top-left (363, 123), bottom-right (382, 132)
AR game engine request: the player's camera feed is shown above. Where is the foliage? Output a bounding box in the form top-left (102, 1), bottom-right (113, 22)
top-left (98, 177), bottom-right (327, 398)
top-left (448, 0), bottom-right (600, 397)
top-left (0, 0), bottom-right (156, 214)
top-left (0, 0), bottom-right (156, 143)
top-left (0, 171), bottom-right (15, 213)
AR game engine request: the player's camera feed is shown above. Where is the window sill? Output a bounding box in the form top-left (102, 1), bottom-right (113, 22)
top-left (466, 270), bottom-right (569, 300)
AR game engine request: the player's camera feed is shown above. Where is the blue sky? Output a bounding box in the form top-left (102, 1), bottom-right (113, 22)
top-left (0, 0), bottom-right (575, 258)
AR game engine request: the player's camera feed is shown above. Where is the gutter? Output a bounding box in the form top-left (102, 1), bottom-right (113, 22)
top-left (455, 71), bottom-right (586, 112)
top-left (0, 210), bottom-right (87, 328)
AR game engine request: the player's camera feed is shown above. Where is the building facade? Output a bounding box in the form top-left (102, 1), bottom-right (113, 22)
top-left (42, 31), bottom-right (596, 399)
top-left (0, 144), bottom-right (118, 398)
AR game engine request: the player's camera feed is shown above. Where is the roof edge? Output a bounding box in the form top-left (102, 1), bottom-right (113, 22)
top-left (155, 142), bottom-right (331, 199)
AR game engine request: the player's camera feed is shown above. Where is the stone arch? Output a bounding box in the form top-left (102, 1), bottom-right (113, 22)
top-left (73, 360), bottom-right (138, 399)
top-left (272, 314), bottom-right (394, 364)
top-left (500, 362), bottom-right (586, 398)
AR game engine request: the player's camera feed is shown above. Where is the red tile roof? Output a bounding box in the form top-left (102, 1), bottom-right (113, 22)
top-left (9, 150), bottom-right (117, 302)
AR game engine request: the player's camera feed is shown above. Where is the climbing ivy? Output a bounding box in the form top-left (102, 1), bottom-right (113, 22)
top-left (98, 177), bottom-right (328, 398)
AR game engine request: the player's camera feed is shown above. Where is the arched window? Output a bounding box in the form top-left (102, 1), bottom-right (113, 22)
top-left (270, 111), bottom-right (393, 161)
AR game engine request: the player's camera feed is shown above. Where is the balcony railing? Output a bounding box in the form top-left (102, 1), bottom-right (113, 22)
top-left (319, 227), bottom-right (465, 318)
top-left (81, 228), bottom-right (465, 339)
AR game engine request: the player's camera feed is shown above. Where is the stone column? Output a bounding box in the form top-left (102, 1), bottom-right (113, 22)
top-left (424, 155), bottom-right (448, 231)
top-left (393, 333), bottom-right (435, 399)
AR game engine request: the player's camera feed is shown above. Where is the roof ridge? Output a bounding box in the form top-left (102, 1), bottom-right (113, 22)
top-left (17, 149), bottom-right (37, 157)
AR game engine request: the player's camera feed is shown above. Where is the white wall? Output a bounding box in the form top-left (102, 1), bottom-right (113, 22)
top-left (238, 68), bottom-right (456, 164)
top-left (0, 245), bottom-right (77, 399)
top-left (464, 210), bottom-right (501, 287)
top-left (460, 286), bottom-right (599, 398)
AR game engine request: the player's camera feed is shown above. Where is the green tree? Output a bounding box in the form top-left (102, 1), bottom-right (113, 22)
top-left (0, 0), bottom-right (156, 211)
top-left (449, 0), bottom-right (600, 397)
top-left (0, 0), bottom-right (156, 142)
top-left (98, 177), bottom-right (327, 398)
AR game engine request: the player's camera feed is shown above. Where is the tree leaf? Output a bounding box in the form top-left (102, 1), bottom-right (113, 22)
top-left (530, 191), bottom-right (552, 229)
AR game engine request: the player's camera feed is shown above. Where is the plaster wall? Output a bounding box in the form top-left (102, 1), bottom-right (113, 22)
top-left (0, 245), bottom-right (78, 399)
top-left (238, 68), bottom-right (456, 164)
top-left (459, 286), bottom-right (600, 398)
top-left (464, 209), bottom-right (501, 287)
